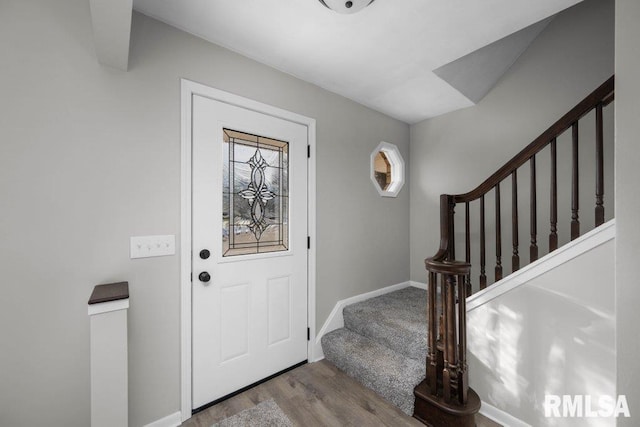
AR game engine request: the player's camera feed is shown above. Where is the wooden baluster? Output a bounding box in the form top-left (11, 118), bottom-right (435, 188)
top-left (549, 138), bottom-right (558, 252)
top-left (595, 103), bottom-right (605, 226)
top-left (480, 196), bottom-right (487, 290)
top-left (465, 202), bottom-right (472, 295)
top-left (437, 276), bottom-right (444, 390)
top-left (448, 199), bottom-right (456, 260)
top-left (427, 271), bottom-right (438, 394)
top-left (465, 202), bottom-right (470, 264)
top-left (530, 156), bottom-right (538, 262)
top-left (445, 275), bottom-right (461, 398)
top-left (442, 275), bottom-right (452, 402)
top-left (495, 184), bottom-right (503, 282)
top-left (571, 122), bottom-right (580, 240)
top-left (457, 274), bottom-right (468, 404)
top-left (511, 170), bottom-right (519, 272)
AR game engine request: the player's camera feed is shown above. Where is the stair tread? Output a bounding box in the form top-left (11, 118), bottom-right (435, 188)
top-left (321, 327), bottom-right (425, 415)
top-left (343, 287), bottom-right (428, 361)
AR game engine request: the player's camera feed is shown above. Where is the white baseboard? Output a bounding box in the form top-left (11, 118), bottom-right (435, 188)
top-left (409, 280), bottom-right (427, 290)
top-left (480, 401), bottom-right (531, 427)
top-left (144, 411), bottom-right (182, 427)
top-left (312, 281), bottom-right (425, 361)
top-left (466, 219), bottom-right (615, 312)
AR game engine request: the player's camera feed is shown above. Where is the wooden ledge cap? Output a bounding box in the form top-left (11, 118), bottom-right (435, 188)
top-left (88, 282), bottom-right (129, 305)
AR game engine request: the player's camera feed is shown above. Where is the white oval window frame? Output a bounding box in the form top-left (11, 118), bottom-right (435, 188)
top-left (370, 141), bottom-right (405, 197)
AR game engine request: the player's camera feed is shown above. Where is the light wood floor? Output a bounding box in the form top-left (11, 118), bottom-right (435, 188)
top-left (182, 360), bottom-right (501, 427)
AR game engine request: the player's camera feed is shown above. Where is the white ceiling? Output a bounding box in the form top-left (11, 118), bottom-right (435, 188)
top-left (133, 0), bottom-right (582, 124)
top-left (433, 18), bottom-right (552, 104)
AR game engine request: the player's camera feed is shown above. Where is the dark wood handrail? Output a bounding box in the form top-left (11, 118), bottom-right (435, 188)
top-left (426, 76), bottom-right (613, 272)
top-left (424, 259), bottom-right (471, 275)
top-left (453, 76), bottom-right (614, 204)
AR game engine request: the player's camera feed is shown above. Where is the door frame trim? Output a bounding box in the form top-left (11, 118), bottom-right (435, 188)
top-left (180, 79), bottom-right (317, 422)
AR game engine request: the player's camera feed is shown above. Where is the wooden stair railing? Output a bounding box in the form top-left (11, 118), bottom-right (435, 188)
top-left (413, 76), bottom-right (615, 426)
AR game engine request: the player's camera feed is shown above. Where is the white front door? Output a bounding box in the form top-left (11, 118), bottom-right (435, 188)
top-left (191, 95), bottom-right (308, 409)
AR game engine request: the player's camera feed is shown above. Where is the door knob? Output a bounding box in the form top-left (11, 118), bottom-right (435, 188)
top-left (198, 272), bottom-right (211, 283)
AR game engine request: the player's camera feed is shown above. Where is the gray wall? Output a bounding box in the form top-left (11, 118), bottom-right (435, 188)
top-left (615, 0), bottom-right (640, 423)
top-left (468, 238), bottom-right (615, 426)
top-left (0, 1), bottom-right (409, 426)
top-left (409, 0), bottom-right (615, 284)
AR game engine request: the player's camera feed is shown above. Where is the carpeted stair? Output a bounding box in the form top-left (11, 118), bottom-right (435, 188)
top-left (321, 286), bottom-right (428, 415)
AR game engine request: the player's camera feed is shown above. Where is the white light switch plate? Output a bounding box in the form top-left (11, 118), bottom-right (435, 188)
top-left (130, 235), bottom-right (176, 259)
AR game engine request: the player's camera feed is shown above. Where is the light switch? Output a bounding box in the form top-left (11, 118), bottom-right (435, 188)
top-left (130, 235), bottom-right (175, 259)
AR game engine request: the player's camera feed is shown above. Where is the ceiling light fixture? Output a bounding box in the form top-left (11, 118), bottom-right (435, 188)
top-left (318, 0), bottom-right (375, 14)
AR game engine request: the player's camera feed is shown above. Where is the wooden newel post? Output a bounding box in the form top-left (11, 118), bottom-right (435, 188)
top-left (414, 197), bottom-right (480, 426)
top-left (414, 262), bottom-right (479, 425)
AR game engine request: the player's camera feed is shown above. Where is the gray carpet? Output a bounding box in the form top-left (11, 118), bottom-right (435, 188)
top-left (212, 399), bottom-right (293, 427)
top-left (343, 286), bottom-right (428, 361)
top-left (321, 286), bottom-right (428, 415)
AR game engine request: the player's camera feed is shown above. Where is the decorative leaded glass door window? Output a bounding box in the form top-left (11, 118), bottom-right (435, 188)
top-left (222, 129), bottom-right (289, 256)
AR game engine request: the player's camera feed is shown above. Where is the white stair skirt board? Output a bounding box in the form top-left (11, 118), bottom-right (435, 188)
top-left (143, 411), bottom-right (182, 427)
top-left (313, 281), bottom-right (426, 361)
top-left (466, 219), bottom-right (615, 312)
top-left (479, 401), bottom-right (532, 427)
